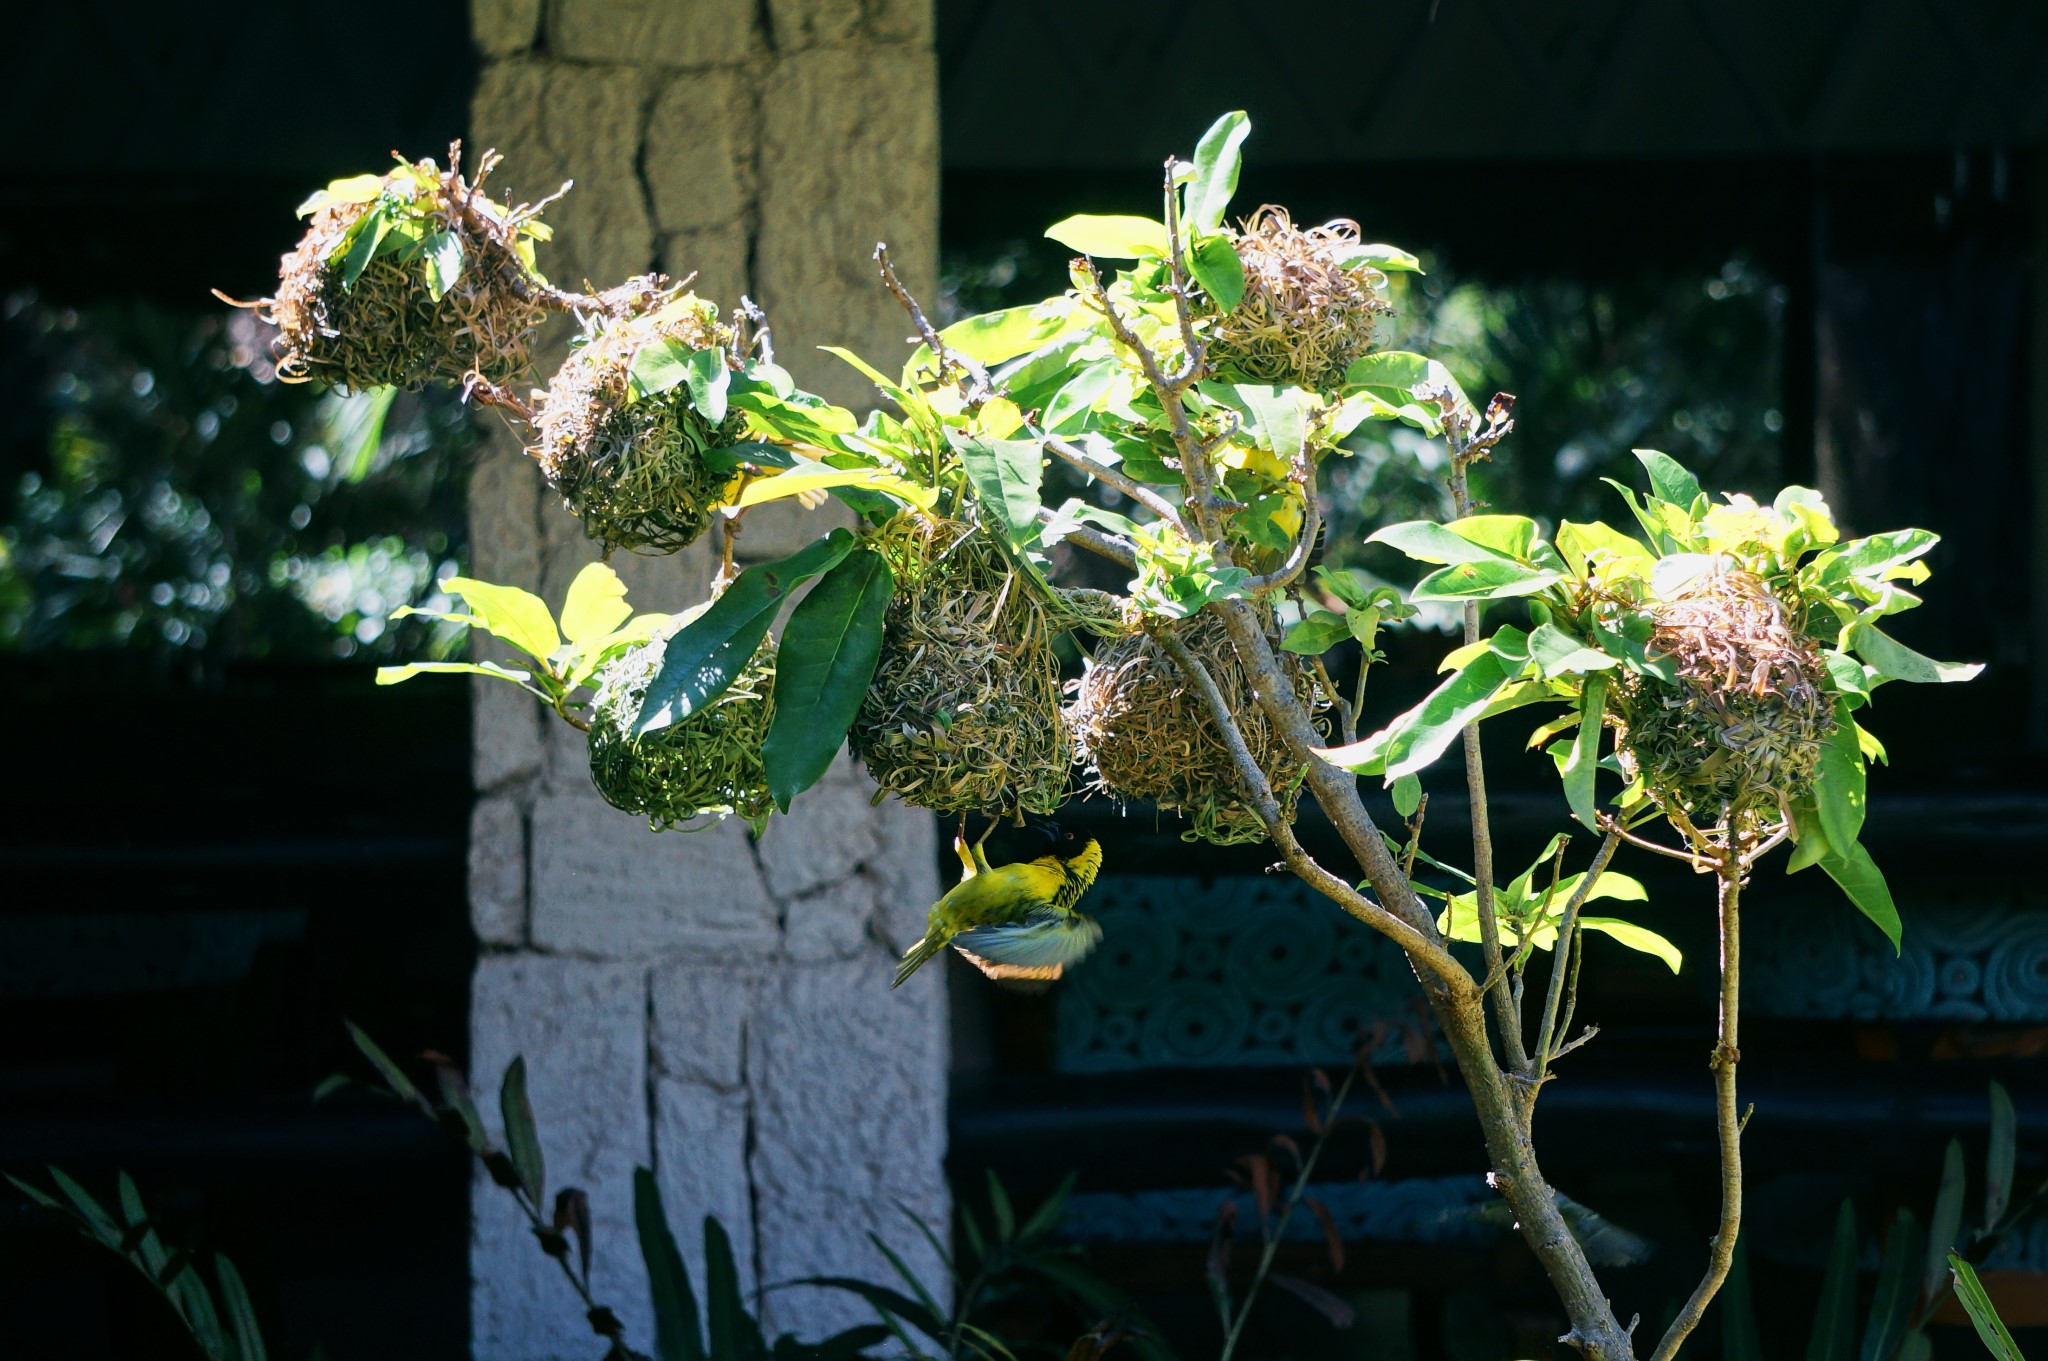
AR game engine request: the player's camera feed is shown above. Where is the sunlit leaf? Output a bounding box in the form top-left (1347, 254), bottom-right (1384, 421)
top-left (559, 562), bottom-right (633, 648)
top-left (1184, 111), bottom-right (1252, 236)
top-left (1633, 448), bottom-right (1705, 512)
top-left (1188, 232), bottom-right (1246, 312)
top-left (435, 577), bottom-right (561, 663)
top-left (1949, 1254), bottom-right (2026, 1361)
top-left (1847, 620), bottom-right (1983, 685)
top-left (1043, 214), bottom-right (1169, 259)
top-left (419, 230), bottom-right (464, 301)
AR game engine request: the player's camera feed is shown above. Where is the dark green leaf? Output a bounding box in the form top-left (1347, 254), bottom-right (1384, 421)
top-left (169, 1264), bottom-right (229, 1360)
top-left (6, 1173), bottom-right (62, 1211)
top-left (1268, 1271), bottom-right (1356, 1328)
top-left (498, 1057), bottom-right (545, 1207)
top-left (1988, 1081), bottom-right (2016, 1229)
top-left (1282, 611), bottom-right (1349, 655)
top-left (1814, 698), bottom-right (1868, 852)
top-left (339, 205), bottom-right (391, 289)
top-left (763, 549), bottom-right (893, 810)
top-left (1016, 1173), bottom-right (1076, 1245)
top-left (790, 1277), bottom-right (945, 1342)
top-left (635, 532), bottom-right (856, 736)
top-left (1721, 1235), bottom-right (1765, 1361)
top-left (49, 1168), bottom-right (122, 1248)
top-left (1948, 1254), bottom-right (2027, 1361)
top-left (1926, 1139), bottom-right (1967, 1304)
top-left (1806, 1199), bottom-right (1858, 1361)
top-left (215, 1254), bottom-right (268, 1361)
top-left (634, 1168), bottom-right (705, 1361)
top-left (1188, 233), bottom-right (1245, 312)
top-left (1634, 448), bottom-right (1705, 511)
top-left (1184, 111), bottom-right (1251, 236)
top-left (1822, 839), bottom-right (1901, 950)
top-left (705, 1215), bottom-right (764, 1361)
top-left (1562, 676), bottom-right (1605, 832)
top-left (986, 1170), bottom-right (1016, 1242)
top-left (1862, 1210), bottom-right (1923, 1361)
top-left (1527, 622), bottom-right (1619, 679)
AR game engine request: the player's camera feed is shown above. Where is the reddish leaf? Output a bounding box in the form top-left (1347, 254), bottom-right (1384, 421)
top-left (1359, 1058), bottom-right (1397, 1118)
top-left (1206, 1200), bottom-right (1238, 1300)
top-left (1269, 1272), bottom-right (1356, 1329)
top-left (1238, 1155), bottom-right (1274, 1226)
top-left (1269, 1134), bottom-right (1302, 1173)
top-left (553, 1187), bottom-right (593, 1284)
top-left (1366, 1120), bottom-right (1388, 1179)
top-left (1301, 1076), bottom-right (1325, 1136)
top-left (1306, 1196), bottom-right (1346, 1274)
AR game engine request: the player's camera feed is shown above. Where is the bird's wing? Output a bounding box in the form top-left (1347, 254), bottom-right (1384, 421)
top-left (952, 909), bottom-right (1103, 973)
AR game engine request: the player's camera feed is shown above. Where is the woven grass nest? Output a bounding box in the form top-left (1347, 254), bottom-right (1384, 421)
top-left (849, 513), bottom-right (1073, 818)
top-left (1068, 610), bottom-right (1321, 846)
top-left (1613, 567), bottom-right (1834, 820)
top-left (262, 156), bottom-right (547, 393)
top-left (586, 630), bottom-right (775, 834)
top-left (1201, 206), bottom-right (1392, 393)
top-left (532, 296), bottom-right (745, 553)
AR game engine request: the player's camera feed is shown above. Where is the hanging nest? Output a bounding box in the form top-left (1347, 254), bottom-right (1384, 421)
top-left (1200, 206), bottom-right (1392, 392)
top-left (1613, 567), bottom-right (1834, 820)
top-left (1068, 610), bottom-right (1322, 846)
top-left (586, 630), bottom-right (776, 834)
top-left (849, 513), bottom-right (1073, 817)
top-left (531, 297), bottom-right (746, 553)
top-left (259, 152), bottom-right (550, 392)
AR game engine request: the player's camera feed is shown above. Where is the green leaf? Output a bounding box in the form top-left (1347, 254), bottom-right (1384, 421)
top-left (794, 1277), bottom-right (946, 1343)
top-left (1410, 558), bottom-right (1564, 602)
top-left (1820, 528), bottom-right (1939, 583)
top-left (1862, 1210), bottom-right (1923, 1361)
top-left (1847, 621), bottom-right (1983, 685)
top-left (1926, 1138), bottom-right (1967, 1305)
top-left (1814, 699), bottom-right (1868, 853)
top-left (705, 1215), bottom-right (763, 1361)
top-left (634, 531), bottom-right (856, 736)
top-left (731, 464), bottom-right (936, 512)
top-left (419, 229), bottom-right (464, 301)
top-left (215, 1254), bottom-right (268, 1361)
top-left (1822, 839), bottom-right (1901, 950)
top-left (1384, 652), bottom-right (1512, 780)
top-left (959, 436), bottom-right (1045, 544)
top-left (635, 1168), bottom-right (706, 1361)
top-left (683, 348), bottom-right (731, 424)
top-left (1577, 918), bottom-right (1682, 973)
top-left (297, 173), bottom-right (384, 217)
top-left (1043, 214), bottom-right (1169, 258)
top-left (762, 549), bottom-right (893, 811)
top-left (1528, 623), bottom-right (1619, 679)
top-left (1184, 111), bottom-right (1251, 235)
top-left (1562, 676), bottom-right (1605, 831)
top-left (1391, 773), bottom-right (1422, 817)
top-left (374, 660), bottom-right (533, 688)
top-left (1634, 448), bottom-right (1705, 511)
top-left (1368, 519), bottom-right (1516, 566)
top-left (48, 1168), bottom-right (121, 1248)
top-left (499, 1057), bottom-right (545, 1207)
top-left (1949, 1254), bottom-right (2027, 1361)
top-left (1557, 518), bottom-right (1653, 572)
top-left (168, 1263), bottom-right (228, 1360)
top-left (1807, 1199), bottom-right (1859, 1361)
top-left (1721, 1237), bottom-right (1766, 1361)
top-left (344, 1021), bottom-right (421, 1105)
top-left (1987, 1080), bottom-right (2016, 1229)
top-left (629, 340), bottom-right (698, 402)
top-left (1333, 242), bottom-right (1422, 273)
top-left (339, 204), bottom-right (391, 288)
top-left (435, 578), bottom-right (561, 663)
top-left (1042, 360), bottom-right (1118, 435)
top-left (934, 303), bottom-right (1075, 368)
top-left (1239, 384), bottom-right (1306, 460)
top-left (559, 563), bottom-right (633, 649)
top-left (1282, 612), bottom-right (1350, 655)
top-left (328, 385), bottom-right (397, 483)
top-left (1188, 233), bottom-right (1246, 311)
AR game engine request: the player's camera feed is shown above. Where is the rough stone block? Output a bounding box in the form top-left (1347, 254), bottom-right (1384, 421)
top-left (755, 775), bottom-right (881, 901)
top-left (646, 73), bottom-right (753, 233)
top-left (470, 796), bottom-right (528, 945)
top-left (766, 0), bottom-right (862, 48)
top-left (471, 60), bottom-right (656, 290)
top-left (550, 0), bottom-right (762, 68)
top-left (472, 0), bottom-right (542, 56)
top-left (748, 957), bottom-right (948, 1335)
top-left (471, 956), bottom-right (651, 1358)
top-left (783, 876), bottom-right (875, 962)
top-left (530, 794), bottom-right (778, 959)
top-left (868, 0), bottom-right (934, 45)
top-left (650, 962), bottom-right (758, 1090)
top-left (755, 46), bottom-right (938, 409)
top-left (654, 1081), bottom-right (756, 1295)
top-left (661, 226), bottom-right (752, 314)
top-left (869, 795), bottom-right (939, 953)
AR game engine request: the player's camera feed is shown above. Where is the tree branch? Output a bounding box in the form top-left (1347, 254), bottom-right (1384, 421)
top-left (1033, 506), bottom-right (1138, 570)
top-left (1649, 836), bottom-right (1746, 1361)
top-left (1533, 828), bottom-right (1621, 1082)
top-left (1036, 429), bottom-right (1186, 528)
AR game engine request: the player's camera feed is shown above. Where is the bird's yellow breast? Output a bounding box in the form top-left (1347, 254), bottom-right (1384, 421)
top-left (931, 860), bottom-right (1071, 933)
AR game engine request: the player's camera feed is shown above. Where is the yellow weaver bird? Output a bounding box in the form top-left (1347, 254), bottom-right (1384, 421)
top-left (892, 827), bottom-right (1104, 988)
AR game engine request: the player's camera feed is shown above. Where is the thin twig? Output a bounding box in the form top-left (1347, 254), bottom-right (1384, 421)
top-left (1033, 506), bottom-right (1138, 570)
top-left (1600, 814), bottom-right (1715, 870)
top-left (1036, 428), bottom-right (1185, 525)
top-left (1650, 832), bottom-right (1747, 1361)
top-left (1534, 829), bottom-right (1622, 1080)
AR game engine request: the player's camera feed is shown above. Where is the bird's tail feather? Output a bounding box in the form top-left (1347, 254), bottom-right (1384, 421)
top-left (892, 933), bottom-right (947, 988)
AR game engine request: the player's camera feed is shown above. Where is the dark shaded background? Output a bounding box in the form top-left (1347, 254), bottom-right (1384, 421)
top-left (1, 1), bottom-right (2044, 1357)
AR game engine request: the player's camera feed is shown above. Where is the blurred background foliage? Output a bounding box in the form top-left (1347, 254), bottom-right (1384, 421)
top-left (0, 293), bottom-right (473, 665)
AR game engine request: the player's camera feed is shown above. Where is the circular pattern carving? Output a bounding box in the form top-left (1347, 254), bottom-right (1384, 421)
top-left (1983, 915), bottom-right (2048, 1020)
top-left (1138, 981), bottom-right (1253, 1067)
top-left (1223, 909), bottom-right (1335, 1003)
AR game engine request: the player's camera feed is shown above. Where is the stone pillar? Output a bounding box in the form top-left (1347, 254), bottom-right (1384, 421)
top-left (464, 3), bottom-right (943, 1354)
